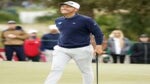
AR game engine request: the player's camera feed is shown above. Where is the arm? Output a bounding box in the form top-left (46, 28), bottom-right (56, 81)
top-left (90, 34), bottom-right (96, 49)
top-left (124, 38), bottom-right (132, 54)
top-left (1, 30), bottom-right (6, 44)
top-left (16, 31), bottom-right (28, 40)
top-left (86, 18), bottom-right (104, 54)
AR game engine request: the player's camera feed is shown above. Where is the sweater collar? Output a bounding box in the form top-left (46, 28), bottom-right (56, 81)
top-left (63, 13), bottom-right (79, 20)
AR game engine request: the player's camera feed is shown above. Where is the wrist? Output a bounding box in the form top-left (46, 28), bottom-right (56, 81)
top-left (96, 45), bottom-right (102, 48)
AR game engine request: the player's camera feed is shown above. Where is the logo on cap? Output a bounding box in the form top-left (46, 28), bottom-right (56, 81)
top-left (60, 1), bottom-right (80, 9)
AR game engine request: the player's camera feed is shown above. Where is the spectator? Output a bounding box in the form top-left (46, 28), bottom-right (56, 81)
top-left (107, 30), bottom-right (131, 63)
top-left (1, 20), bottom-right (28, 61)
top-left (130, 34), bottom-right (150, 64)
top-left (41, 25), bottom-right (59, 62)
top-left (24, 30), bottom-right (41, 62)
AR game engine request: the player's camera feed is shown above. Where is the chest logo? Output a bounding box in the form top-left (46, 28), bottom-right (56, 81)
top-left (58, 22), bottom-right (62, 25)
top-left (72, 22), bottom-right (76, 24)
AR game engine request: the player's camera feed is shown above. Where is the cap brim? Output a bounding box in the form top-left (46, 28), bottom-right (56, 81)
top-left (59, 1), bottom-right (80, 9)
top-left (8, 21), bottom-right (16, 24)
top-left (8, 23), bottom-right (16, 24)
top-left (59, 2), bottom-right (73, 8)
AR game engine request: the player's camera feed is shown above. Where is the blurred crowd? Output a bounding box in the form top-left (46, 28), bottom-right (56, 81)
top-left (0, 20), bottom-right (59, 62)
top-left (0, 20), bottom-right (150, 64)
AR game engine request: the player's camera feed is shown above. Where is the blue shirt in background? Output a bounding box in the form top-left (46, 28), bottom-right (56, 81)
top-left (41, 33), bottom-right (60, 51)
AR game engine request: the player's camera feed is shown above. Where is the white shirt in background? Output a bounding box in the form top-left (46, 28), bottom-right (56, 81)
top-left (113, 38), bottom-right (122, 54)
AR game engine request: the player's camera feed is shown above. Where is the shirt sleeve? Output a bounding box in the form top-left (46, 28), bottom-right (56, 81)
top-left (16, 31), bottom-right (28, 40)
top-left (1, 31), bottom-right (5, 44)
top-left (86, 17), bottom-right (103, 45)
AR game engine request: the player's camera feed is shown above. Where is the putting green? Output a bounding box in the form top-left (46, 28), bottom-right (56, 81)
top-left (0, 61), bottom-right (150, 84)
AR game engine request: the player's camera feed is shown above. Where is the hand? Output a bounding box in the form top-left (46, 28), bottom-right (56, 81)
top-left (7, 34), bottom-right (16, 38)
top-left (94, 45), bottom-right (103, 55)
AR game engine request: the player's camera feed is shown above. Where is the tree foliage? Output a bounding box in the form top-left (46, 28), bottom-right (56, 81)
top-left (0, 0), bottom-right (149, 40)
top-left (46, 0), bottom-right (149, 40)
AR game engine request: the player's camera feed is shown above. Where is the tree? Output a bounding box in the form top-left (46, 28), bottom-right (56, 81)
top-left (0, 0), bottom-right (149, 40)
top-left (46, 0), bottom-right (150, 40)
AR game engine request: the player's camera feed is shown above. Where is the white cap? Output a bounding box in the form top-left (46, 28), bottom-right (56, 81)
top-left (48, 25), bottom-right (58, 30)
top-left (28, 29), bottom-right (38, 34)
top-left (60, 1), bottom-right (80, 9)
top-left (8, 20), bottom-right (16, 24)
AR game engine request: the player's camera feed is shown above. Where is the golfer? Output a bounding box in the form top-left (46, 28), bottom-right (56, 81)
top-left (44, 1), bottom-right (103, 84)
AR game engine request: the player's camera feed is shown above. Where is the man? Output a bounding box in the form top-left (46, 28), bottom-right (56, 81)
top-left (1, 20), bottom-right (28, 61)
top-left (24, 30), bottom-right (41, 62)
top-left (41, 25), bottom-right (60, 62)
top-left (44, 1), bottom-right (103, 84)
top-left (130, 34), bottom-right (150, 64)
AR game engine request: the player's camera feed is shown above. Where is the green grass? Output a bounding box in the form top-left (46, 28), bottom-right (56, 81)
top-left (0, 61), bottom-right (150, 84)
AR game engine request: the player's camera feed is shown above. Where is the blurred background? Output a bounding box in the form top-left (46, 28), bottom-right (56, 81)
top-left (0, 0), bottom-right (149, 38)
top-left (0, 0), bottom-right (149, 59)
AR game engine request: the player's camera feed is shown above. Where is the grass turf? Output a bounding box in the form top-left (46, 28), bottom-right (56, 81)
top-left (0, 61), bottom-right (150, 84)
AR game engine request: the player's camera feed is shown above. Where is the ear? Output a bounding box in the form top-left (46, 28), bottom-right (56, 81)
top-left (74, 9), bottom-right (79, 12)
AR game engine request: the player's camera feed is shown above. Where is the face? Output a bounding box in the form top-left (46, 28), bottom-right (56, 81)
top-left (114, 32), bottom-right (121, 38)
top-left (60, 5), bottom-right (78, 15)
top-left (8, 24), bottom-right (16, 29)
top-left (139, 37), bottom-right (149, 42)
top-left (30, 33), bottom-right (36, 37)
top-left (29, 33), bottom-right (37, 39)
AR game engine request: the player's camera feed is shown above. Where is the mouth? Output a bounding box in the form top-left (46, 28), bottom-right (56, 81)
top-left (61, 10), bottom-right (69, 13)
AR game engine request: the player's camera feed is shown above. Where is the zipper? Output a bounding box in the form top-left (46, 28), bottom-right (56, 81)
top-left (144, 43), bottom-right (148, 64)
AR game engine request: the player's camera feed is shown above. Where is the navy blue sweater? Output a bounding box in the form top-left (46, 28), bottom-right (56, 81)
top-left (55, 14), bottom-right (103, 48)
top-left (40, 33), bottom-right (60, 51)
